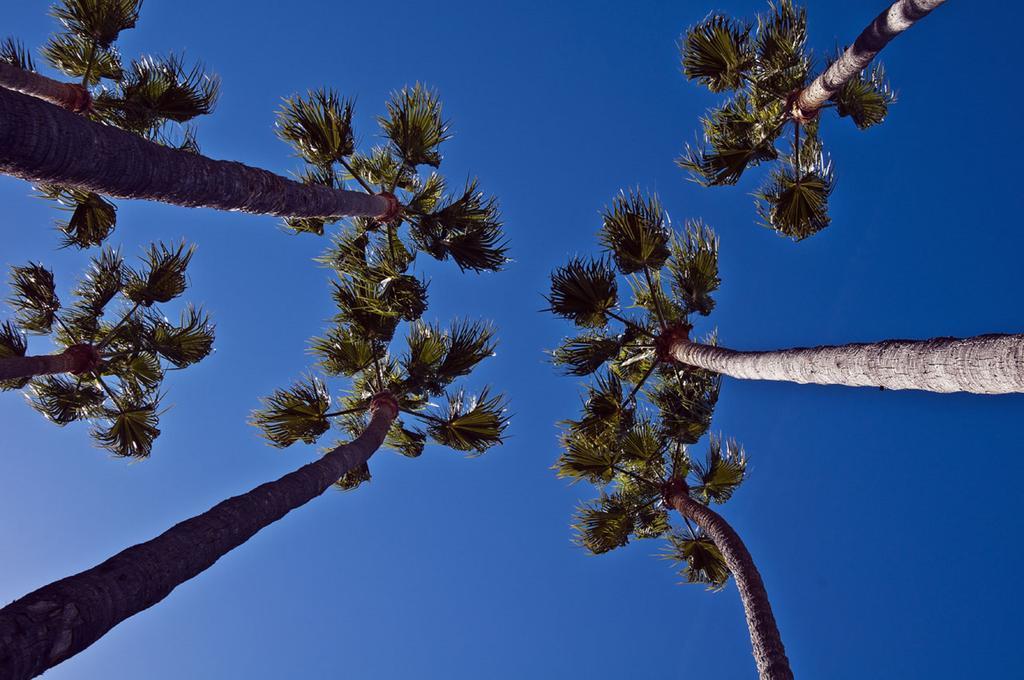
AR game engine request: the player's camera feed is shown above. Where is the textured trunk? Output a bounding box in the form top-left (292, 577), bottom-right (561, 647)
top-left (669, 334), bottom-right (1024, 394)
top-left (0, 400), bottom-right (397, 680)
top-left (669, 492), bottom-right (792, 680)
top-left (0, 345), bottom-right (97, 382)
top-left (795, 0), bottom-right (947, 118)
top-left (0, 64), bottom-right (90, 112)
top-left (0, 87), bottom-right (391, 219)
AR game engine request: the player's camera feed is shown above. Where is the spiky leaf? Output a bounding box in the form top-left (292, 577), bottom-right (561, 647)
top-left (334, 461), bottom-right (371, 491)
top-left (666, 221), bottom-right (719, 316)
top-left (251, 375), bottom-right (331, 448)
top-left (28, 375), bottom-right (106, 424)
top-left (93, 398), bottom-right (161, 458)
top-left (1, 37), bottom-right (35, 71)
top-left (50, 0), bottom-right (142, 48)
top-left (8, 264), bottom-right (60, 334)
top-left (691, 435), bottom-right (747, 504)
top-left (311, 325), bottom-right (379, 377)
top-left (411, 180), bottom-right (507, 272)
top-left (146, 305), bottom-right (214, 368)
top-left (599, 190), bottom-right (670, 274)
top-left (755, 154), bottom-right (834, 240)
top-left (547, 257), bottom-right (618, 329)
top-left (552, 331), bottom-right (623, 376)
top-left (276, 89), bottom-right (355, 167)
top-left (41, 33), bottom-right (122, 84)
top-left (379, 83), bottom-right (450, 168)
top-left (0, 321), bottom-right (29, 390)
top-left (681, 15), bottom-right (753, 92)
top-left (124, 241), bottom-right (194, 306)
top-left (427, 387), bottom-right (509, 455)
top-left (573, 496), bottom-right (634, 554)
top-left (666, 528), bottom-right (731, 590)
top-left (833, 63), bottom-right (896, 130)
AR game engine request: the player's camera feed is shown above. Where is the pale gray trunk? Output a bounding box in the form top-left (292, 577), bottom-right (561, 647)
top-left (795, 0), bottom-right (947, 117)
top-left (0, 64), bottom-right (90, 112)
top-left (0, 87), bottom-right (390, 219)
top-left (669, 334), bottom-right (1024, 394)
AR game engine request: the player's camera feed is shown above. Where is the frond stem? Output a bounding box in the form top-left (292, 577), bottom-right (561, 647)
top-left (642, 266), bottom-right (669, 331)
top-left (622, 359), bottom-right (660, 406)
top-left (339, 158), bottom-right (374, 194)
top-left (96, 300), bottom-right (142, 351)
top-left (607, 311), bottom-right (654, 338)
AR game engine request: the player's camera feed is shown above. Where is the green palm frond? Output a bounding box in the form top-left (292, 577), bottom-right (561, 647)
top-left (546, 257), bottom-right (618, 329)
top-left (555, 429), bottom-right (618, 484)
top-left (0, 321), bottom-right (29, 391)
top-left (572, 495), bottom-right (634, 555)
top-left (310, 324), bottom-right (380, 377)
top-left (751, 0), bottom-right (810, 107)
top-left (833, 63), bottom-right (896, 130)
top-left (552, 331), bottom-right (623, 376)
top-left (318, 226), bottom-right (369, 274)
top-left (681, 14), bottom-right (753, 92)
top-left (399, 321), bottom-right (448, 395)
top-left (379, 83), bottom-right (450, 168)
top-left (331, 276), bottom-right (401, 342)
top-left (70, 247), bottom-right (124, 317)
top-left (572, 371), bottom-right (632, 437)
top-left (101, 350), bottom-right (162, 390)
top-left (251, 375), bottom-right (332, 448)
top-left (94, 54), bottom-right (219, 133)
top-left (124, 241), bottom-right (194, 306)
top-left (619, 419), bottom-right (665, 464)
top-left (627, 269), bottom-right (688, 326)
top-left (651, 367), bottom-right (720, 445)
top-left (665, 528), bottom-right (730, 590)
top-left (385, 419), bottom-right (427, 458)
top-left (41, 33), bottom-right (122, 84)
top-left (334, 460), bottom-right (371, 491)
top-left (666, 221), bottom-right (719, 316)
top-left (435, 319), bottom-right (496, 383)
top-left (632, 495), bottom-right (671, 540)
top-left (599, 189), bottom-right (671, 274)
top-left (8, 264), bottom-right (60, 334)
top-left (691, 434), bottom-right (747, 504)
top-left (411, 180), bottom-right (508, 272)
top-left (276, 89), bottom-right (355, 167)
top-left (1, 37), bottom-right (35, 71)
top-left (677, 95), bottom-right (781, 186)
top-left (348, 146), bottom-right (412, 191)
top-left (378, 274), bottom-right (428, 322)
top-left (427, 387), bottom-right (510, 455)
top-left (28, 375), bottom-right (106, 424)
top-left (755, 149), bottom-right (834, 241)
top-left (92, 390), bottom-right (161, 458)
top-left (50, 0), bottom-right (142, 48)
top-left (406, 172), bottom-right (445, 215)
top-left (145, 305), bottom-right (214, 368)
top-left (36, 185), bottom-right (119, 249)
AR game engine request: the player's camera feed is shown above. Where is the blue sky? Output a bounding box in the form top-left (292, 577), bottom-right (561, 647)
top-left (2, 1), bottom-right (1022, 678)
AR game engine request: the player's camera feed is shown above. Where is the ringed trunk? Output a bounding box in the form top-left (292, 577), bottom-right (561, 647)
top-left (668, 490), bottom-right (793, 680)
top-left (0, 344), bottom-right (99, 382)
top-left (795, 0), bottom-right (947, 118)
top-left (0, 87), bottom-right (393, 219)
top-left (0, 396), bottom-right (398, 680)
top-left (667, 334), bottom-right (1024, 395)
top-left (0, 64), bottom-right (90, 112)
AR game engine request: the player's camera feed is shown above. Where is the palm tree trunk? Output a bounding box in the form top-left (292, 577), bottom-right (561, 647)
top-left (0, 345), bottom-right (97, 382)
top-left (0, 398), bottom-right (397, 680)
top-left (667, 489), bottom-right (792, 680)
top-left (0, 87), bottom-right (393, 219)
top-left (794, 0), bottom-right (946, 118)
top-left (0, 64), bottom-right (90, 112)
top-left (668, 334), bottom-right (1024, 394)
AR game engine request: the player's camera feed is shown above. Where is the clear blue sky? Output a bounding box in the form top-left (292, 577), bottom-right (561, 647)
top-left (2, 1), bottom-right (1022, 678)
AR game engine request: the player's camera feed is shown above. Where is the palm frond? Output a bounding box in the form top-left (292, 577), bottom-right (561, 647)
top-left (310, 324), bottom-right (380, 377)
top-left (546, 257), bottom-right (618, 329)
top-left (28, 375), bottom-right (106, 424)
top-left (0, 321), bottom-right (29, 390)
top-left (406, 172), bottom-right (445, 215)
top-left (651, 368), bottom-right (720, 445)
top-left (399, 321), bottom-right (448, 395)
top-left (385, 419), bottom-right (427, 458)
top-left (427, 387), bottom-right (510, 455)
top-left (599, 189), bottom-right (671, 274)
top-left (348, 146), bottom-right (413, 192)
top-left (411, 180), bottom-right (508, 272)
top-left (330, 276), bottom-right (401, 342)
top-left (690, 434), bottom-right (747, 504)
top-left (572, 371), bottom-right (632, 437)
top-left (680, 14), bottom-right (753, 92)
top-left (8, 264), bottom-right (60, 334)
top-left (334, 460), bottom-right (371, 491)
top-left (676, 94), bottom-right (781, 186)
top-left (379, 83), bottom-right (450, 168)
top-left (378, 273), bottom-right (428, 322)
top-left (619, 419), bottom-right (665, 464)
top-left (276, 89), bottom-right (355, 167)
top-left (435, 319), bottom-right (497, 384)
top-left (572, 496), bottom-right (634, 555)
top-left (36, 185), bottom-right (119, 249)
top-left (145, 305), bottom-right (214, 368)
top-left (1, 37), bottom-right (35, 71)
top-left (754, 148), bottom-right (834, 240)
top-left (751, 0), bottom-right (810, 108)
top-left (555, 429), bottom-right (618, 484)
top-left (833, 62), bottom-right (896, 130)
top-left (666, 220), bottom-right (719, 316)
top-left (551, 331), bottom-right (623, 376)
top-left (101, 350), bottom-right (162, 391)
top-left (50, 0), bottom-right (142, 48)
top-left (41, 33), bottom-right (122, 84)
top-left (70, 246), bottom-right (124, 317)
top-left (92, 391), bottom-right (161, 458)
top-left (251, 375), bottom-right (332, 448)
top-left (123, 241), bottom-right (194, 306)
top-left (664, 528), bottom-right (731, 590)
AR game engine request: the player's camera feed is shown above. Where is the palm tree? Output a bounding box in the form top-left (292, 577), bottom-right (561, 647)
top-left (549, 244), bottom-right (791, 675)
top-left (547, 190), bottom-right (1024, 397)
top-left (3, 0), bottom-right (222, 247)
top-left (678, 0), bottom-right (944, 240)
top-left (0, 243), bottom-right (215, 457)
top-left (0, 175), bottom-right (510, 679)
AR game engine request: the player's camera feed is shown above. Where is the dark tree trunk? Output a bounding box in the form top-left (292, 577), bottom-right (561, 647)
top-left (0, 64), bottom-right (90, 112)
top-left (0, 345), bottom-right (97, 382)
top-left (0, 399), bottom-right (397, 680)
top-left (795, 0), bottom-right (946, 118)
top-left (668, 490), bottom-right (793, 680)
top-left (0, 87), bottom-right (392, 219)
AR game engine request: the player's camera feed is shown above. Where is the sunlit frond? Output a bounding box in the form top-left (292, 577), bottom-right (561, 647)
top-left (833, 62), bottom-right (896, 130)
top-left (146, 304), bottom-right (214, 368)
top-left (379, 83), bottom-right (450, 168)
top-left (666, 221), bottom-right (719, 316)
top-left (92, 390), bottom-right (161, 458)
top-left (410, 180), bottom-right (508, 272)
top-left (41, 33), bottom-right (122, 84)
top-left (334, 460), bottom-right (371, 491)
top-left (276, 89), bottom-right (355, 167)
top-left (665, 528), bottom-right (731, 590)
top-left (310, 324), bottom-right (380, 377)
top-left (599, 189), bottom-right (671, 274)
top-left (8, 264), bottom-right (60, 334)
top-left (651, 367), bottom-right (720, 445)
top-left (427, 387), bottom-right (510, 455)
top-left (50, 0), bottom-right (142, 48)
top-left (681, 14), bottom-right (753, 92)
top-left (251, 375), bottom-right (331, 448)
top-left (754, 147), bottom-right (834, 241)
top-left (0, 321), bottom-right (29, 391)
top-left (546, 257), bottom-right (618, 329)
top-left (552, 331), bottom-right (623, 377)
top-left (385, 419), bottom-right (427, 458)
top-left (573, 495), bottom-right (634, 554)
top-left (27, 375), bottom-right (105, 424)
top-left (1, 37), bottom-right (35, 71)
top-left (691, 434), bottom-right (747, 504)
top-left (123, 241), bottom-right (194, 306)
top-left (555, 429), bottom-right (618, 484)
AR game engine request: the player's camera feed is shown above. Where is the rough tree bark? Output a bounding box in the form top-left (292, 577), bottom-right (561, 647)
top-left (0, 345), bottom-right (98, 382)
top-left (0, 63), bottom-right (90, 112)
top-left (795, 0), bottom-right (947, 119)
top-left (667, 485), bottom-right (793, 680)
top-left (666, 334), bottom-right (1024, 395)
top-left (0, 87), bottom-right (395, 219)
top-left (0, 395), bottom-right (398, 680)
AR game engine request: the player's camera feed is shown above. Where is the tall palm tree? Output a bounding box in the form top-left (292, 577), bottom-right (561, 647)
top-left (0, 243), bottom-right (214, 457)
top-left (3, 0), bottom-right (222, 247)
top-left (549, 246), bottom-right (791, 676)
top-left (0, 178), bottom-right (510, 679)
top-left (678, 0), bottom-right (944, 240)
top-left (547, 189), bottom-right (1024, 396)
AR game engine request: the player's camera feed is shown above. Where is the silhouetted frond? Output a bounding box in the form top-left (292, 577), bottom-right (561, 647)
top-left (0, 321), bottom-right (28, 390)
top-left (124, 241), bottom-right (193, 306)
top-left (69, 246), bottom-right (124, 318)
top-left (546, 257), bottom-right (618, 328)
top-left (1, 37), bottom-right (35, 71)
top-left (427, 387), bottom-right (510, 454)
top-left (28, 375), bottom-right (105, 424)
top-left (251, 375), bottom-right (331, 448)
top-left (276, 89), bottom-right (355, 167)
top-left (666, 221), bottom-right (719, 316)
top-left (665, 528), bottom-right (730, 590)
top-left (552, 331), bottom-right (623, 376)
top-left (348, 146), bottom-right (413, 191)
top-left (146, 304), bottom-right (214, 368)
top-left (573, 371), bottom-right (632, 437)
top-left (599, 189), bottom-right (671, 274)
top-left (334, 461), bottom-right (371, 491)
top-left (652, 368), bottom-right (720, 445)
top-left (92, 389), bottom-right (161, 458)
top-left (102, 350), bottom-right (162, 390)
top-left (380, 83), bottom-right (450, 167)
top-left (331, 276), bottom-right (401, 342)
top-left (385, 419), bottom-right (427, 458)
top-left (8, 264), bottom-right (60, 334)
top-left (436, 319), bottom-right (496, 383)
top-left (311, 324), bottom-right (380, 377)
top-left (41, 33), bottom-right (122, 84)
top-left (50, 0), bottom-right (142, 48)
top-left (681, 14), bottom-right (753, 92)
top-left (411, 180), bottom-right (508, 272)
